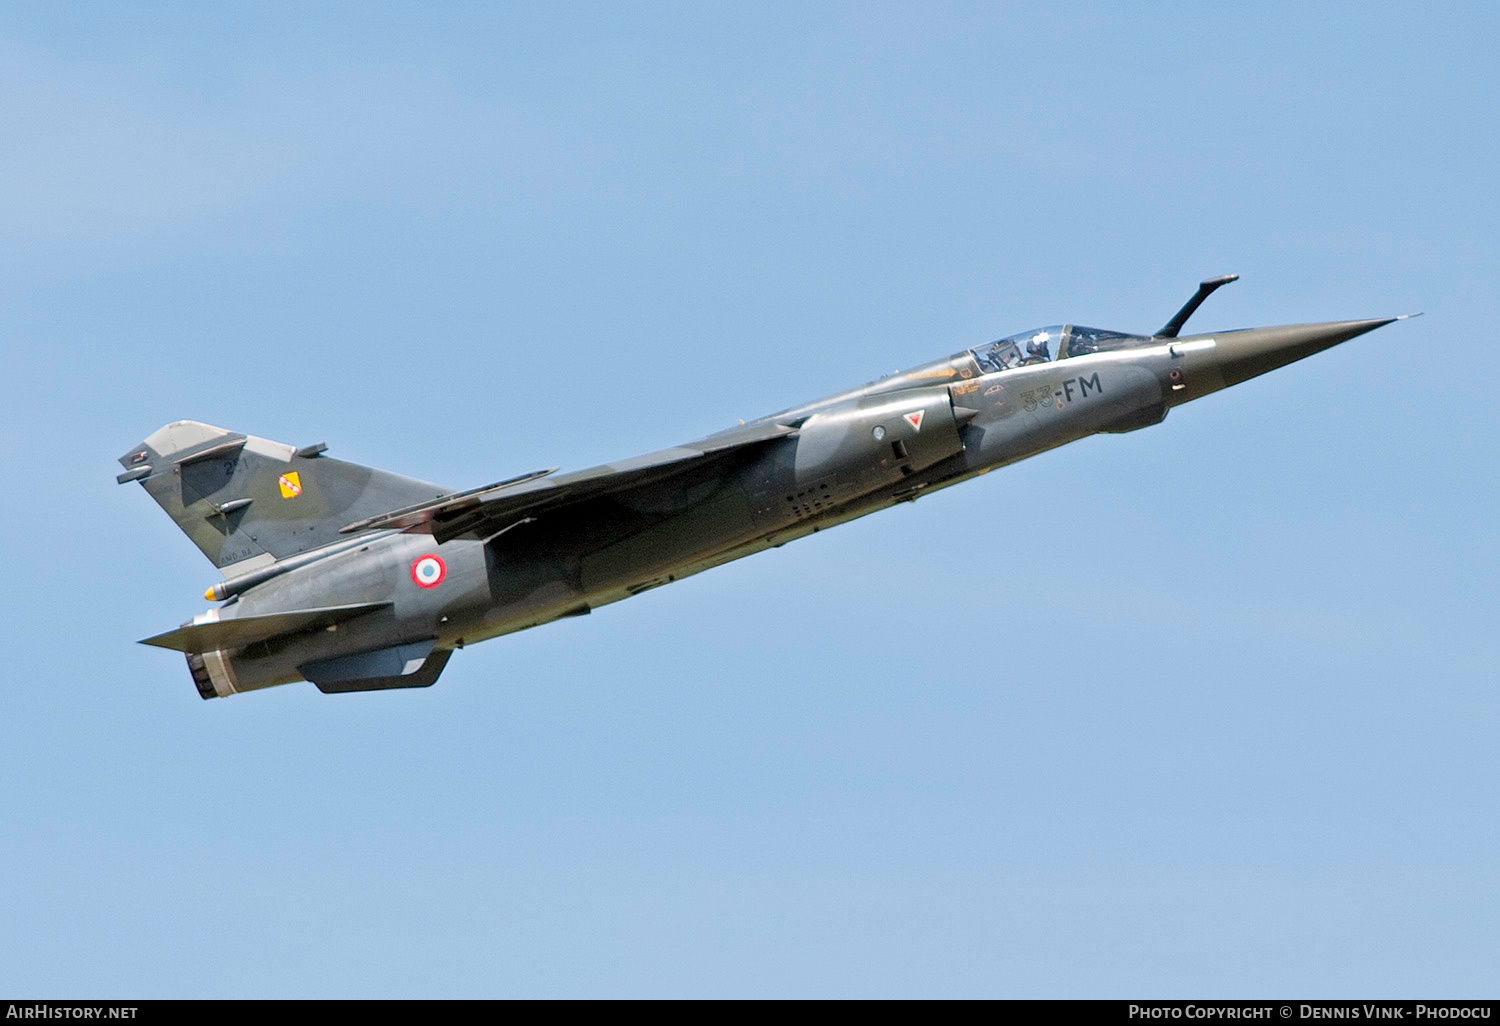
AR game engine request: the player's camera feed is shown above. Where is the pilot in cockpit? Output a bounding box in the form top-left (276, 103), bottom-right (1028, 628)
top-left (1021, 334), bottom-right (1051, 365)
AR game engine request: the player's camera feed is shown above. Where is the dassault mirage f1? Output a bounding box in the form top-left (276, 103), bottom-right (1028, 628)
top-left (120, 275), bottom-right (1414, 700)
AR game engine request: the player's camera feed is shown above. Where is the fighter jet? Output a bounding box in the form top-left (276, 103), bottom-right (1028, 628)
top-left (118, 275), bottom-right (1415, 699)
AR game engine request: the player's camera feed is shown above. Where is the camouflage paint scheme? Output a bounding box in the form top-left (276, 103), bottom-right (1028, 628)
top-left (118, 276), bottom-right (1412, 699)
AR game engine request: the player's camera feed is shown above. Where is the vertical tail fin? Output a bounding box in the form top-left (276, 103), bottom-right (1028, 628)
top-left (118, 421), bottom-right (449, 572)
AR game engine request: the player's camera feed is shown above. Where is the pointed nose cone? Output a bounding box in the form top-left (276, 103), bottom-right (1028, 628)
top-left (1211, 318), bottom-right (1397, 387)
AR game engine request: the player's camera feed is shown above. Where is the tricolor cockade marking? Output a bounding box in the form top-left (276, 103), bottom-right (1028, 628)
top-left (411, 555), bottom-right (446, 589)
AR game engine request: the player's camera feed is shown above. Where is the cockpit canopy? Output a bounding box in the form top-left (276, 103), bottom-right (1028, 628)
top-left (970, 325), bottom-right (1153, 374)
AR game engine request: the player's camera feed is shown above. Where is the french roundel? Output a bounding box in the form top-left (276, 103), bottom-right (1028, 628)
top-left (410, 555), bottom-right (446, 589)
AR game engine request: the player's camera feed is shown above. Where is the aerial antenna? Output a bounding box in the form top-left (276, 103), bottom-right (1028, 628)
top-left (1156, 274), bottom-right (1239, 338)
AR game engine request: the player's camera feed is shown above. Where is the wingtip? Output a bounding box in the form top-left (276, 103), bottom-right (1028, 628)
top-left (1395, 312), bottom-right (1424, 320)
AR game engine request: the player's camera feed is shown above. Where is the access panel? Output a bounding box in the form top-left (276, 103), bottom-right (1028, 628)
top-left (745, 385), bottom-right (964, 527)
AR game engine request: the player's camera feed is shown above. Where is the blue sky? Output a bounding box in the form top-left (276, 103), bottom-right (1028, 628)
top-left (2, 1), bottom-right (1495, 997)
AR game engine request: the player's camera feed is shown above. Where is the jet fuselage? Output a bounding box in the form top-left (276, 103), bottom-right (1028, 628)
top-left (121, 283), bottom-right (1402, 700)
